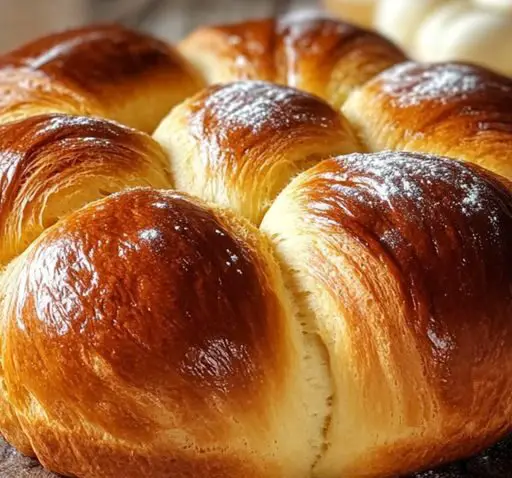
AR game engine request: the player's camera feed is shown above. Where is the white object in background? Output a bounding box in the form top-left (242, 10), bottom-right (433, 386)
top-left (416, 1), bottom-right (512, 76)
top-left (0, 0), bottom-right (88, 53)
top-left (414, 0), bottom-right (472, 58)
top-left (473, 0), bottom-right (512, 11)
top-left (374, 0), bottom-right (448, 49)
top-left (374, 0), bottom-right (512, 77)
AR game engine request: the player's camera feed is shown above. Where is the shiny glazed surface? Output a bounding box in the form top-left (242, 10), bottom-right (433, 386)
top-left (154, 80), bottom-right (362, 223)
top-left (261, 151), bottom-right (512, 477)
top-left (1, 189), bottom-right (310, 477)
top-left (0, 113), bottom-right (171, 265)
top-left (0, 13), bottom-right (510, 478)
top-left (343, 61), bottom-right (512, 180)
top-left (180, 14), bottom-right (406, 108)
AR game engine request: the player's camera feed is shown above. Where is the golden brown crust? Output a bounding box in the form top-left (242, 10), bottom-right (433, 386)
top-left (0, 18), bottom-right (511, 478)
top-left (180, 19), bottom-right (277, 84)
top-left (154, 80), bottom-right (363, 223)
top-left (0, 113), bottom-right (172, 266)
top-left (261, 151), bottom-right (512, 477)
top-left (179, 14), bottom-right (406, 109)
top-left (0, 188), bottom-right (329, 478)
top-left (343, 61), bottom-right (512, 180)
top-left (30, 434), bottom-right (269, 478)
top-left (0, 115), bottom-right (173, 460)
top-left (0, 67), bottom-right (98, 121)
top-left (0, 24), bottom-right (204, 131)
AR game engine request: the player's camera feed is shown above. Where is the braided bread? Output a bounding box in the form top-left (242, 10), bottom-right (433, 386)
top-left (0, 14), bottom-right (511, 478)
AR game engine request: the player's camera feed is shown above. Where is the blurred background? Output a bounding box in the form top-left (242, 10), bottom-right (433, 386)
top-left (0, 0), bottom-right (511, 76)
top-left (0, 0), bottom-right (312, 49)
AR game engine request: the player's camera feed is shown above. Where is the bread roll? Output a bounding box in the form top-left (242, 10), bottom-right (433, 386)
top-left (0, 15), bottom-right (511, 478)
top-left (0, 188), bottom-right (331, 478)
top-left (179, 14), bottom-right (406, 109)
top-left (343, 61), bottom-right (512, 180)
top-left (261, 151), bottom-right (512, 477)
top-left (0, 116), bottom-right (172, 458)
top-left (0, 25), bottom-right (203, 131)
top-left (0, 114), bottom-right (172, 266)
top-left (153, 81), bottom-right (362, 223)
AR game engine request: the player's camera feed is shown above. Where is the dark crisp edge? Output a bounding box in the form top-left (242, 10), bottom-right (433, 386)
top-left (1, 433), bottom-right (511, 477)
top-left (408, 433), bottom-right (512, 478)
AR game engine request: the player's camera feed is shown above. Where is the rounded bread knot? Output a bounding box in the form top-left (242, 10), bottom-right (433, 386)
top-left (0, 14), bottom-right (510, 478)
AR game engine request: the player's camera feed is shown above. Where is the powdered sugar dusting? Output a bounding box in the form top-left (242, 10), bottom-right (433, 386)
top-left (460, 181), bottom-right (485, 215)
top-left (307, 151), bottom-right (511, 318)
top-left (191, 81), bottom-right (335, 135)
top-left (326, 151), bottom-right (506, 243)
top-left (380, 62), bottom-right (512, 107)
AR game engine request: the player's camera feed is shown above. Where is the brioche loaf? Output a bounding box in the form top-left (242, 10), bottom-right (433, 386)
top-left (0, 15), bottom-right (510, 478)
